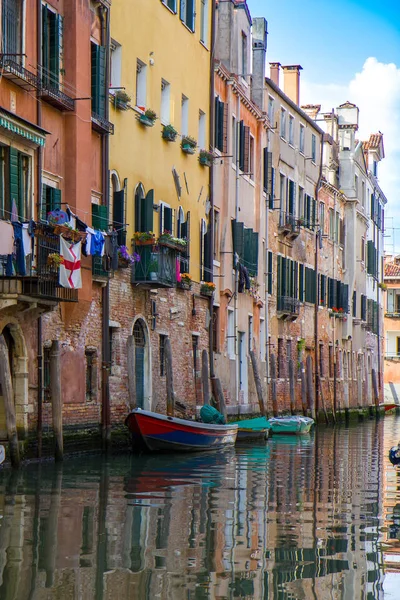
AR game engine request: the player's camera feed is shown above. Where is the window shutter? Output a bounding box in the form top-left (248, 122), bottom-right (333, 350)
top-left (267, 251), bottom-right (273, 294)
top-left (91, 44), bottom-right (106, 116)
top-left (288, 180), bottom-right (295, 215)
top-left (269, 166), bottom-right (275, 210)
top-left (144, 189), bottom-right (154, 233)
top-left (92, 203), bottom-right (108, 230)
top-left (203, 225), bottom-right (212, 282)
top-left (311, 198), bottom-right (316, 230)
top-left (167, 0), bottom-right (176, 10)
top-left (9, 147), bottom-right (20, 217)
top-left (214, 96), bottom-right (219, 149)
top-left (361, 294), bottom-right (367, 321)
top-left (239, 120), bottom-right (245, 171)
top-left (243, 227), bottom-right (252, 271)
top-left (218, 100), bottom-right (224, 151)
top-left (250, 231), bottom-right (258, 276)
top-left (367, 240), bottom-right (374, 275)
top-left (51, 188), bottom-right (62, 212)
top-left (180, 0), bottom-right (186, 22)
top-left (342, 283), bottom-right (349, 313)
top-left (49, 12), bottom-right (61, 87)
top-left (42, 6), bottom-right (49, 85)
top-left (180, 215), bottom-right (190, 273)
top-left (352, 290), bottom-right (357, 317)
top-left (299, 264), bottom-right (304, 302)
top-left (113, 190), bottom-right (126, 245)
top-left (294, 261), bottom-right (298, 299)
top-left (231, 219), bottom-right (244, 260)
top-left (41, 183), bottom-right (48, 220)
top-left (243, 126), bottom-right (250, 173)
top-left (222, 101), bottom-right (228, 153)
top-left (187, 0), bottom-right (194, 30)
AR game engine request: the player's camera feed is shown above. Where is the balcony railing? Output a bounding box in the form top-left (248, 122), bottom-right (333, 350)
top-left (132, 244), bottom-right (177, 288)
top-left (91, 112), bottom-right (114, 135)
top-left (0, 225), bottom-right (78, 303)
top-left (277, 295), bottom-right (300, 320)
top-left (92, 255), bottom-right (112, 281)
top-left (278, 212), bottom-right (300, 239)
top-left (385, 312), bottom-right (400, 318)
top-left (0, 55), bottom-right (41, 90)
top-left (40, 84), bottom-right (75, 112)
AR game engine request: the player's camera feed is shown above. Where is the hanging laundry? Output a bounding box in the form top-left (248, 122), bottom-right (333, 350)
top-left (65, 207), bottom-right (76, 229)
top-left (238, 263), bottom-right (245, 293)
top-left (90, 230), bottom-right (105, 257)
top-left (85, 227), bottom-right (94, 256)
top-left (22, 224), bottom-right (32, 256)
top-left (243, 265), bottom-right (251, 290)
top-left (104, 230), bottom-right (118, 270)
top-left (48, 208), bottom-right (69, 225)
top-left (59, 237), bottom-right (82, 289)
top-left (0, 221), bottom-right (14, 255)
top-left (11, 199), bottom-right (18, 222)
top-left (75, 215), bottom-right (88, 232)
top-left (11, 222), bottom-right (26, 275)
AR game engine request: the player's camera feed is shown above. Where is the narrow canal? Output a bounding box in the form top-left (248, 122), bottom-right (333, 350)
top-left (1, 417), bottom-right (400, 599)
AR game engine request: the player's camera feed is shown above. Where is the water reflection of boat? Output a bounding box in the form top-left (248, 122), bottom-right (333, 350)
top-left (125, 409), bottom-right (238, 452)
top-left (268, 434), bottom-right (313, 447)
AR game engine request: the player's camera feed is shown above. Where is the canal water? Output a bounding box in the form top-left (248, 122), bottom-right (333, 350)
top-left (1, 417), bottom-right (400, 599)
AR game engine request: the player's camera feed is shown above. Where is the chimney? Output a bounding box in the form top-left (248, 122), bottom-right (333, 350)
top-left (269, 62), bottom-right (280, 87)
top-left (281, 65), bottom-right (303, 105)
top-left (251, 17), bottom-right (267, 111)
top-left (301, 104), bottom-right (321, 121)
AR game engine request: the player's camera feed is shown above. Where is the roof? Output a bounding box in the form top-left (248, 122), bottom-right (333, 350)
top-left (385, 263), bottom-right (400, 278)
top-left (364, 133), bottom-right (383, 150)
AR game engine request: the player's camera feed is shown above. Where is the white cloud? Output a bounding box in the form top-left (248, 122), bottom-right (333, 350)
top-left (301, 57), bottom-right (400, 252)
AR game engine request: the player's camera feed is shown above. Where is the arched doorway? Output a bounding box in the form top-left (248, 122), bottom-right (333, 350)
top-left (132, 318), bottom-right (151, 410)
top-left (0, 321), bottom-right (28, 439)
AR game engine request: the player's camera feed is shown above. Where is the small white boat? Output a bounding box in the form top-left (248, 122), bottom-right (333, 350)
top-left (266, 416), bottom-right (314, 435)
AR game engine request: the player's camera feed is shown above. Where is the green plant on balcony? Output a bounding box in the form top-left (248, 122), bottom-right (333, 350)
top-left (179, 272), bottom-right (193, 289)
top-left (162, 123), bottom-right (178, 141)
top-left (117, 245), bottom-right (140, 268)
top-left (199, 149), bottom-right (214, 167)
top-left (149, 258), bottom-right (159, 280)
top-left (200, 281), bottom-right (216, 296)
top-left (138, 108), bottom-right (157, 127)
top-left (114, 89), bottom-right (131, 110)
top-left (133, 231), bottom-right (156, 245)
top-left (181, 134), bottom-right (197, 154)
top-left (47, 253), bottom-right (63, 269)
top-left (378, 282), bottom-right (387, 291)
top-left (158, 230), bottom-right (187, 249)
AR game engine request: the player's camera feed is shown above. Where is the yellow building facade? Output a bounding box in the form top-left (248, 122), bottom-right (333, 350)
top-left (108, 0), bottom-right (214, 415)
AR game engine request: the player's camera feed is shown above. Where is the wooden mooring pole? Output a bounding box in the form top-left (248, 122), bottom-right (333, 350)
top-left (270, 353), bottom-right (278, 417)
top-left (372, 368), bottom-right (379, 415)
top-left (306, 354), bottom-right (316, 420)
top-left (50, 340), bottom-right (63, 462)
top-left (165, 337), bottom-right (175, 417)
top-left (300, 361), bottom-right (308, 416)
top-left (0, 334), bottom-right (20, 468)
top-left (288, 358), bottom-right (295, 416)
top-left (201, 349), bottom-right (210, 405)
top-left (126, 335), bottom-right (136, 409)
top-left (250, 349), bottom-right (267, 417)
top-left (211, 377), bottom-right (227, 421)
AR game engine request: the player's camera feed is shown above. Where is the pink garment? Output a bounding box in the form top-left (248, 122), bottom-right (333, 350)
top-left (176, 258), bottom-right (181, 282)
top-left (0, 221), bottom-right (14, 254)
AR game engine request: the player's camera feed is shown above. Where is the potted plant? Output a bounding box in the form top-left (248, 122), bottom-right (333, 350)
top-left (162, 124), bottom-right (178, 142)
top-left (199, 149), bottom-right (214, 167)
top-left (114, 89), bottom-right (131, 110)
top-left (117, 246), bottom-right (140, 268)
top-left (158, 230), bottom-right (187, 249)
top-left (47, 253), bottom-right (63, 269)
top-left (139, 108), bottom-right (157, 127)
top-left (133, 231), bottom-right (156, 245)
top-left (179, 273), bottom-right (192, 289)
top-left (149, 257), bottom-right (159, 280)
top-left (378, 282), bottom-right (387, 291)
top-left (181, 135), bottom-right (197, 154)
top-left (200, 281), bottom-right (216, 296)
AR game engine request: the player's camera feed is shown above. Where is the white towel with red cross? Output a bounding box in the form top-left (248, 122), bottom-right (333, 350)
top-left (59, 237), bottom-right (82, 289)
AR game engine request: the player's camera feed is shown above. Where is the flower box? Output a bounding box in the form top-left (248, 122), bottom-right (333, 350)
top-left (116, 98), bottom-right (129, 111)
top-left (134, 238), bottom-right (156, 246)
top-left (181, 144), bottom-right (195, 155)
top-left (199, 150), bottom-right (214, 167)
top-left (177, 281), bottom-right (192, 290)
top-left (162, 125), bottom-right (178, 142)
top-left (181, 135), bottom-right (197, 155)
top-left (139, 115), bottom-right (155, 127)
top-left (200, 283), bottom-right (215, 296)
top-left (118, 258), bottom-right (131, 269)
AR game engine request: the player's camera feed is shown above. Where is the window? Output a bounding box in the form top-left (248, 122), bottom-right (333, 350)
top-left (180, 0), bottom-right (195, 31)
top-left (159, 335), bottom-right (167, 376)
top-left (181, 95), bottom-right (189, 136)
top-left (200, 218), bottom-right (212, 281)
top-left (200, 0), bottom-right (208, 44)
top-left (192, 335), bottom-right (199, 374)
top-left (259, 318), bottom-right (265, 362)
top-left (280, 108), bottom-right (287, 139)
top-left (311, 134), bottom-right (317, 162)
top-left (362, 180), bottom-right (365, 208)
top-left (85, 349), bottom-right (97, 402)
top-left (277, 339), bottom-right (284, 378)
top-left (335, 211), bottom-right (340, 244)
top-left (319, 342), bottom-right (324, 377)
top-left (352, 290), bottom-right (357, 318)
top-left (248, 316), bottom-right (253, 353)
top-left (299, 124), bottom-right (305, 154)
top-left (279, 174), bottom-right (286, 213)
top-left (214, 97), bottom-right (226, 152)
top-left (329, 208), bottom-right (335, 240)
top-left (0, 147), bottom-right (32, 221)
top-left (43, 345), bottom-right (51, 402)
top-left (163, 0), bottom-right (177, 12)
top-left (268, 96), bottom-right (274, 124)
top-left (212, 307), bottom-right (219, 352)
top-left (159, 202), bottom-right (173, 234)
top-left (319, 202), bottom-right (325, 235)
top-left (227, 309), bottom-right (234, 358)
top-left (110, 40), bottom-right (122, 89)
top-left (232, 116), bottom-right (237, 163)
top-left (136, 59), bottom-right (147, 109)
top-left (249, 135), bottom-right (254, 179)
top-left (298, 186), bottom-right (304, 220)
top-left (328, 345), bottom-right (333, 378)
top-left (286, 340), bottom-right (292, 370)
top-left (213, 209), bottom-right (220, 260)
top-left (198, 110), bottom-right (206, 149)
top-left (288, 115), bottom-right (294, 145)
top-left (160, 79), bottom-right (170, 125)
top-left (288, 180), bottom-right (295, 216)
top-left (238, 120), bottom-right (250, 172)
top-left (2, 0), bottom-right (22, 60)
top-left (91, 43), bottom-right (107, 117)
top-left (267, 251), bottom-right (273, 294)
top-left (135, 186), bottom-right (154, 233)
top-left (361, 237), bottom-right (365, 262)
top-left (241, 32), bottom-right (247, 76)
top-left (373, 160), bottom-right (378, 177)
top-left (42, 4), bottom-right (63, 89)
top-left (355, 174), bottom-right (359, 197)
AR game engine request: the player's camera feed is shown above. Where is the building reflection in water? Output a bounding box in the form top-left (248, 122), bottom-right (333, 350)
top-left (0, 419), bottom-right (389, 599)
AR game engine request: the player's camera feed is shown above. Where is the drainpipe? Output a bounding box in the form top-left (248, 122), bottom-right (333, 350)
top-left (99, 5), bottom-right (111, 451)
top-left (234, 89), bottom-right (240, 406)
top-left (208, 0), bottom-right (216, 380)
top-left (36, 0), bottom-right (43, 457)
top-left (376, 191), bottom-right (382, 398)
top-left (333, 190), bottom-right (337, 416)
top-left (314, 133), bottom-right (324, 419)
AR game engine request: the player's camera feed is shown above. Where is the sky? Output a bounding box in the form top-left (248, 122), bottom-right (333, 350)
top-left (246, 0), bottom-right (400, 253)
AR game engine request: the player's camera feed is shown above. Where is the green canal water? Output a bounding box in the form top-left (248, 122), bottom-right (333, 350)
top-left (1, 417), bottom-right (400, 599)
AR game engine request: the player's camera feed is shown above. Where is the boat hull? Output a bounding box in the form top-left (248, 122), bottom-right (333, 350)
top-left (126, 409), bottom-right (238, 453)
top-left (236, 428), bottom-right (269, 442)
top-left (267, 416), bottom-right (314, 435)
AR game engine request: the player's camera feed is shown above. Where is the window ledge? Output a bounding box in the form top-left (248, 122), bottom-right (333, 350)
top-left (181, 20), bottom-right (195, 34)
top-left (200, 41), bottom-right (209, 51)
top-left (213, 260), bottom-right (221, 267)
top-left (161, 2), bottom-right (177, 15)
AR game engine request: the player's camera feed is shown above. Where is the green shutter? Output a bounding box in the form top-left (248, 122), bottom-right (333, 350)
top-left (232, 220), bottom-right (244, 260)
top-left (367, 240), bottom-right (374, 276)
top-left (214, 96), bottom-right (219, 149)
top-left (92, 203), bottom-right (108, 230)
top-left (163, 206), bottom-right (173, 233)
top-left (252, 231), bottom-right (258, 276)
top-left (239, 120), bottom-right (245, 171)
top-left (91, 44), bottom-right (106, 116)
top-left (113, 190), bottom-right (125, 245)
top-left (311, 198), bottom-right (316, 230)
top-left (144, 189), bottom-right (154, 233)
top-left (49, 11), bottom-right (60, 87)
top-left (352, 290), bottom-right (357, 317)
top-left (218, 100), bottom-right (224, 152)
top-left (288, 180), bottom-right (295, 215)
top-left (269, 167), bottom-right (275, 210)
top-left (263, 147), bottom-right (268, 193)
top-left (167, 0), bottom-right (176, 11)
top-left (243, 227), bottom-right (252, 272)
top-left (42, 6), bottom-right (49, 86)
top-left (299, 264), bottom-right (304, 302)
top-left (51, 188), bottom-right (61, 212)
top-left (9, 147), bottom-right (19, 218)
top-left (267, 251), bottom-right (273, 294)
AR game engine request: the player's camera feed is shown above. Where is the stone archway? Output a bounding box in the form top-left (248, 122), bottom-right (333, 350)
top-left (0, 320), bottom-right (28, 439)
top-left (131, 316), bottom-right (152, 411)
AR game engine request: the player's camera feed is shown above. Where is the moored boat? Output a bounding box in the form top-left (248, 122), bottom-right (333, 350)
top-left (232, 417), bottom-right (269, 443)
top-left (125, 409), bottom-right (238, 452)
top-left (266, 416), bottom-right (314, 435)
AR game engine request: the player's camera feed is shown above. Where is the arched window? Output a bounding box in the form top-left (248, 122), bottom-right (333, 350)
top-left (111, 173), bottom-right (125, 245)
top-left (134, 184), bottom-right (154, 233)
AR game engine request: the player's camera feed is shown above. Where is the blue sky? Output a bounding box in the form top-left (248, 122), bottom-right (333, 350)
top-left (246, 0), bottom-right (400, 253)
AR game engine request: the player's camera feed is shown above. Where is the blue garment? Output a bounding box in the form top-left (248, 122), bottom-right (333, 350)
top-left (12, 222), bottom-right (26, 275)
top-left (90, 230), bottom-right (105, 257)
